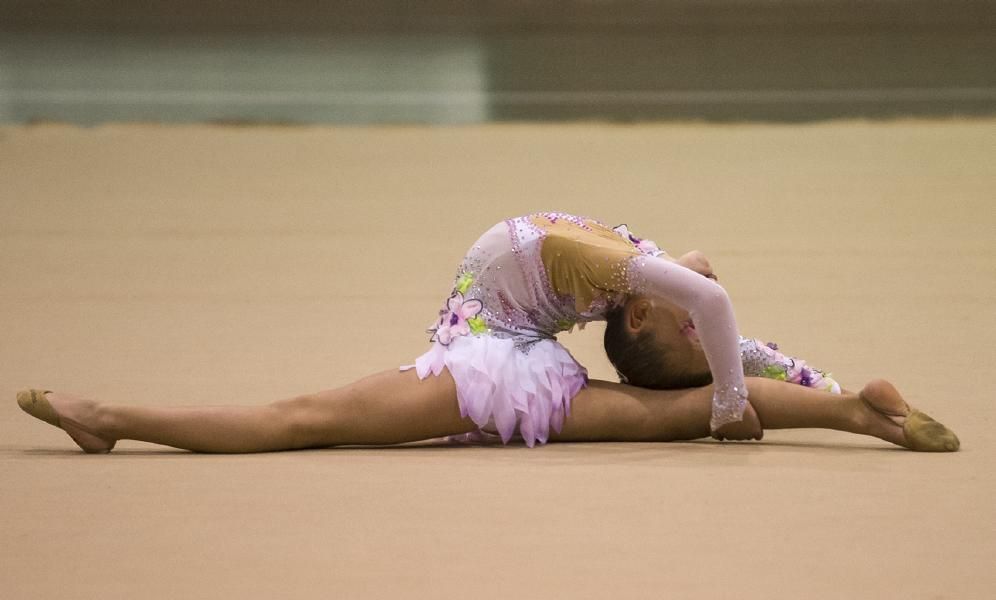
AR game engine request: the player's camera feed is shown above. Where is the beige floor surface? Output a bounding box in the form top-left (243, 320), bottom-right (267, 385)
top-left (1, 120), bottom-right (994, 599)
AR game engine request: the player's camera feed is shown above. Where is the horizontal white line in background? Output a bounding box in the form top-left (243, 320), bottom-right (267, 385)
top-left (6, 87), bottom-right (996, 106)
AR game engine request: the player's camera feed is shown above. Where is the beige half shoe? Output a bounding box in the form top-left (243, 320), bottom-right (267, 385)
top-left (903, 409), bottom-right (960, 452)
top-left (17, 389), bottom-right (115, 454)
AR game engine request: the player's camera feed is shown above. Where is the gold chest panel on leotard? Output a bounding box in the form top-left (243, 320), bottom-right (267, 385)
top-left (531, 215), bottom-right (642, 314)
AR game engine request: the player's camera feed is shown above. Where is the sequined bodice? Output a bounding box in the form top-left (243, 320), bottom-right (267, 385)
top-left (434, 212), bottom-right (664, 348)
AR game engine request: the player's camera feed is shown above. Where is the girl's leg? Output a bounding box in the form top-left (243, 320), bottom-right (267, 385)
top-left (552, 377), bottom-right (908, 447)
top-left (33, 369), bottom-right (476, 453)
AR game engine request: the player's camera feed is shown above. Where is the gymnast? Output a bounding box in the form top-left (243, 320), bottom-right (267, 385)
top-left (17, 212), bottom-right (959, 453)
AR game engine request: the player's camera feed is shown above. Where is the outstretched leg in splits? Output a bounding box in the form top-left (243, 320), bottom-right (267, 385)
top-left (17, 371), bottom-right (956, 453)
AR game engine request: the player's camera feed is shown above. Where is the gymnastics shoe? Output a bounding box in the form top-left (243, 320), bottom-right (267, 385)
top-left (860, 380), bottom-right (959, 452)
top-left (17, 389), bottom-right (115, 454)
top-left (902, 409), bottom-right (960, 452)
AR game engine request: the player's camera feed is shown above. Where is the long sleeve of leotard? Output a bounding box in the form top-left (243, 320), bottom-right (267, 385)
top-left (740, 337), bottom-right (841, 393)
top-left (628, 257), bottom-right (749, 431)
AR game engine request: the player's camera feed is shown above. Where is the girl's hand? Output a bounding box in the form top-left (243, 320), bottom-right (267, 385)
top-left (712, 402), bottom-right (763, 441)
top-left (676, 250), bottom-right (718, 281)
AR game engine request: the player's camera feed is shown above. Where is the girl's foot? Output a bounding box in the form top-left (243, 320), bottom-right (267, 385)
top-left (858, 379), bottom-right (960, 452)
top-left (16, 390), bottom-right (116, 453)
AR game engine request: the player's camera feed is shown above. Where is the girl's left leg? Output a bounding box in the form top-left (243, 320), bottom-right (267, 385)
top-left (552, 377), bottom-right (921, 448)
top-left (23, 369), bottom-right (476, 453)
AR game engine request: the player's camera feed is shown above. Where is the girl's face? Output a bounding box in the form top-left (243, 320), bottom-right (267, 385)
top-left (633, 298), bottom-right (711, 384)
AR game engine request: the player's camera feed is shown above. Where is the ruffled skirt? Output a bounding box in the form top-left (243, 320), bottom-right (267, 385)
top-left (402, 336), bottom-right (588, 447)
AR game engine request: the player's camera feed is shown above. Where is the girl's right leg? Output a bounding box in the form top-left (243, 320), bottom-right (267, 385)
top-left (25, 369), bottom-right (477, 453)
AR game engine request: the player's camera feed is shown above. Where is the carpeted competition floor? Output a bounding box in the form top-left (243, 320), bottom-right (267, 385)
top-left (1, 119), bottom-right (993, 599)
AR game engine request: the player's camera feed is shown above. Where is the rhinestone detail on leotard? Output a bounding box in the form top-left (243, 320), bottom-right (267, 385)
top-left (427, 212), bottom-right (661, 352)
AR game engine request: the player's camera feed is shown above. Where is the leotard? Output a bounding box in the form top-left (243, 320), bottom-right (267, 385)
top-left (404, 212), bottom-right (748, 446)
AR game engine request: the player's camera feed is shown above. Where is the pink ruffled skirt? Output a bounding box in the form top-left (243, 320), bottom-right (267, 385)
top-left (402, 336), bottom-right (588, 447)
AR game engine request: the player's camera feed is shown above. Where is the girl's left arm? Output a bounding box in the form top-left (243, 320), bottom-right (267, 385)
top-left (740, 338), bottom-right (842, 393)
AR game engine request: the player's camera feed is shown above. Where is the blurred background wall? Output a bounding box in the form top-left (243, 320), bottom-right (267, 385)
top-left (1, 0), bottom-right (994, 124)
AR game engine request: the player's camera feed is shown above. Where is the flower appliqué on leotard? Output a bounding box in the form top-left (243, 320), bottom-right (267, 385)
top-left (740, 337), bottom-right (840, 393)
top-left (429, 274), bottom-right (488, 345)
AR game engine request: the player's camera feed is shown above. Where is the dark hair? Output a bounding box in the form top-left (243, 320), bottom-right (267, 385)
top-left (603, 306), bottom-right (714, 389)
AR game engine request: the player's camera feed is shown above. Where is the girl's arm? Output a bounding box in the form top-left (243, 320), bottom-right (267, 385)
top-left (740, 338), bottom-right (842, 393)
top-left (628, 257), bottom-right (750, 432)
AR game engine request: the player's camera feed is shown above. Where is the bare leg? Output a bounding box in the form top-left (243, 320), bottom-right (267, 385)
top-left (553, 377), bottom-right (908, 447)
top-left (22, 372), bottom-right (932, 453)
top-left (35, 369), bottom-right (476, 453)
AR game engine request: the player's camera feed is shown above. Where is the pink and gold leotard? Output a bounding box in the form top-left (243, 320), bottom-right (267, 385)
top-left (406, 212), bottom-right (749, 445)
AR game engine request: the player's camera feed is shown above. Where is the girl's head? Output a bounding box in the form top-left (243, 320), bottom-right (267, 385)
top-left (603, 295), bottom-right (713, 389)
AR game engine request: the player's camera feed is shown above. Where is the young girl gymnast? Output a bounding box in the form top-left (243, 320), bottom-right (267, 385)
top-left (17, 212), bottom-right (959, 454)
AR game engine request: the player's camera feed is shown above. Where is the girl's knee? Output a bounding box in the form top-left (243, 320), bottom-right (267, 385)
top-left (271, 393), bottom-right (336, 448)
